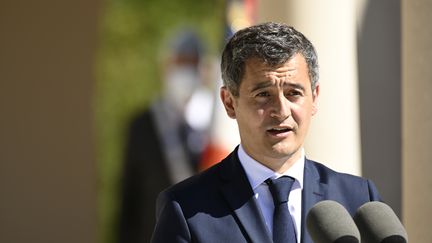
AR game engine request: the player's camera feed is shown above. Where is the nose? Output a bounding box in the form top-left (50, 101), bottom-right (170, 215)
top-left (270, 93), bottom-right (291, 121)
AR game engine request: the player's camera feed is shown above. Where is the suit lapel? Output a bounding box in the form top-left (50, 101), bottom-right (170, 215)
top-left (219, 151), bottom-right (272, 243)
top-left (218, 153), bottom-right (329, 243)
top-left (300, 159), bottom-right (327, 243)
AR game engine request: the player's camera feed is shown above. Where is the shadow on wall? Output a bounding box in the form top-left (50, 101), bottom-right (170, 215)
top-left (357, 0), bottom-right (401, 217)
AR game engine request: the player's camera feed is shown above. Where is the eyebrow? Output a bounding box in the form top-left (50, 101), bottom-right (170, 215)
top-left (250, 81), bottom-right (306, 93)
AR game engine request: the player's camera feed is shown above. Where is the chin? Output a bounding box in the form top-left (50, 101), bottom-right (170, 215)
top-left (270, 143), bottom-right (299, 158)
top-left (270, 147), bottom-right (293, 158)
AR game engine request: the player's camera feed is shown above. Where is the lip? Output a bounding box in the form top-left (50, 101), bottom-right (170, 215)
top-left (266, 125), bottom-right (294, 138)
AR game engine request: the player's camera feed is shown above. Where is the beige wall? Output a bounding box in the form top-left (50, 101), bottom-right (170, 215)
top-left (0, 1), bottom-right (100, 243)
top-left (402, 0), bottom-right (432, 241)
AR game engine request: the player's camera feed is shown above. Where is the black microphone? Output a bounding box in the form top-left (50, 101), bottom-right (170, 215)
top-left (354, 201), bottom-right (408, 243)
top-left (307, 200), bottom-right (361, 243)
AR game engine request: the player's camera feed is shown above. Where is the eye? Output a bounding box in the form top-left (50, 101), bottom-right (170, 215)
top-left (256, 91), bottom-right (270, 97)
top-left (286, 90), bottom-right (303, 97)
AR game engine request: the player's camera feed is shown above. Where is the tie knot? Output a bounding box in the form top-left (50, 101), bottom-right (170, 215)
top-left (266, 176), bottom-right (295, 205)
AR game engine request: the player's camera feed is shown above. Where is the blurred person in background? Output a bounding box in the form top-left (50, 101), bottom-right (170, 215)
top-left (118, 28), bottom-right (213, 243)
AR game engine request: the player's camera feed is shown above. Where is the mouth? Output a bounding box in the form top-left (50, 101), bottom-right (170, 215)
top-left (266, 126), bottom-right (294, 137)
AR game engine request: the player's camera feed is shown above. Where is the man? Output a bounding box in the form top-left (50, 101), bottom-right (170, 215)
top-left (151, 22), bottom-right (380, 243)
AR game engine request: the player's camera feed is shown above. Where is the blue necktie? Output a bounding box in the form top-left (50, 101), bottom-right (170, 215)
top-left (266, 176), bottom-right (297, 243)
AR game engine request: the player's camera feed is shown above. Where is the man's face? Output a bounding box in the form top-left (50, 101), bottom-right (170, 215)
top-left (221, 53), bottom-right (319, 171)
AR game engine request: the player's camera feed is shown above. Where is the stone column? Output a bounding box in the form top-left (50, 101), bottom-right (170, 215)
top-left (0, 1), bottom-right (100, 242)
top-left (402, 0), bottom-right (432, 241)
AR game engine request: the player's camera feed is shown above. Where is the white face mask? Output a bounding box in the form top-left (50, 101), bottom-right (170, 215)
top-left (164, 66), bottom-right (200, 111)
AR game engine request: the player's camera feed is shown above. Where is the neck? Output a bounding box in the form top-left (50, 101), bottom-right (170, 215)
top-left (266, 153), bottom-right (301, 174)
top-left (242, 146), bottom-right (303, 174)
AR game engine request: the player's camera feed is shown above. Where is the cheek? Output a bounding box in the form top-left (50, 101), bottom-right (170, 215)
top-left (291, 105), bottom-right (310, 125)
top-left (239, 100), bottom-right (265, 117)
top-left (257, 101), bottom-right (276, 118)
top-left (257, 108), bottom-right (266, 117)
top-left (237, 106), bottom-right (266, 129)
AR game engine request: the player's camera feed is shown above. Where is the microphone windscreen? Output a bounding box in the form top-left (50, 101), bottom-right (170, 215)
top-left (307, 200), bottom-right (360, 243)
top-left (354, 201), bottom-right (408, 243)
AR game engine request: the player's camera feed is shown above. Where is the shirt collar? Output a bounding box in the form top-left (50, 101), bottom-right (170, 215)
top-left (238, 144), bottom-right (305, 190)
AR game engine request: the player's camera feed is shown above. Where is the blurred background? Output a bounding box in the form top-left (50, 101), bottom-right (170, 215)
top-left (1, 0), bottom-right (431, 242)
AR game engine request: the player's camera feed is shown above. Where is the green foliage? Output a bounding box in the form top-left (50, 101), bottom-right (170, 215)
top-left (95, 0), bottom-right (225, 242)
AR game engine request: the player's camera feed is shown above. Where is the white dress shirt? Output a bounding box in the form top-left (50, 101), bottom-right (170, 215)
top-left (238, 145), bottom-right (305, 243)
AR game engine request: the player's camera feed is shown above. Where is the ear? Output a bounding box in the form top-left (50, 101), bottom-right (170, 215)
top-left (220, 87), bottom-right (237, 119)
top-left (311, 82), bottom-right (320, 116)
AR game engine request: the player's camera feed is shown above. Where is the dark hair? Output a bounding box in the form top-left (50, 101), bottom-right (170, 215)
top-left (221, 22), bottom-right (319, 96)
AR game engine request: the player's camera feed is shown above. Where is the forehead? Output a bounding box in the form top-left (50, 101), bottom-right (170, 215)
top-left (241, 54), bottom-right (310, 86)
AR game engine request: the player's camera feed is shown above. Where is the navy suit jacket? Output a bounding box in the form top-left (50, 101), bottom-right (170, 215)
top-left (151, 148), bottom-right (381, 243)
